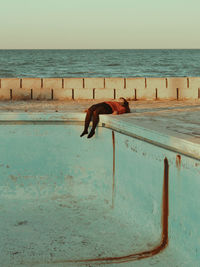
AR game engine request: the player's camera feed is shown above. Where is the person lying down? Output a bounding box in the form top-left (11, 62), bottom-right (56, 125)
top-left (80, 97), bottom-right (130, 138)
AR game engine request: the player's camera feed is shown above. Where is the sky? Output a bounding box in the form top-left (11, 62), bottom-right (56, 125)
top-left (0, 0), bottom-right (200, 49)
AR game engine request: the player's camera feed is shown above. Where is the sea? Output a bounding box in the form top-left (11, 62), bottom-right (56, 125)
top-left (0, 49), bottom-right (200, 78)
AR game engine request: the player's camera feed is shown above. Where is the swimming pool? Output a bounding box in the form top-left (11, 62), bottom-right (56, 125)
top-left (0, 113), bottom-right (199, 266)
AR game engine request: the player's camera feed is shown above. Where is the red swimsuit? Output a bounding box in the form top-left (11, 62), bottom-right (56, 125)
top-left (105, 101), bottom-right (126, 114)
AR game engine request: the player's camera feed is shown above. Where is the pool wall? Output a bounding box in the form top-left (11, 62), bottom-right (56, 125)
top-left (114, 129), bottom-right (200, 265)
top-left (0, 77), bottom-right (199, 100)
top-left (0, 124), bottom-right (113, 204)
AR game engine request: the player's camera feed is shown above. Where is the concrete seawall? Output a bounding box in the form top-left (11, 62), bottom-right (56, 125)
top-left (0, 77), bottom-right (200, 100)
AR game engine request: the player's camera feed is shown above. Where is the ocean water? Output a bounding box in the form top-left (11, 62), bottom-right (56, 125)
top-left (0, 49), bottom-right (200, 78)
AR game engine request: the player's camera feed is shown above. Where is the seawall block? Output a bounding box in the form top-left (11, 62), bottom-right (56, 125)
top-left (167, 78), bottom-right (188, 89)
top-left (22, 78), bottom-right (41, 89)
top-left (32, 89), bottom-right (52, 100)
top-left (95, 89), bottom-right (114, 99)
top-left (53, 89), bottom-right (72, 100)
top-left (136, 88), bottom-right (156, 100)
top-left (126, 78), bottom-right (145, 89)
top-left (43, 78), bottom-right (62, 89)
top-left (64, 78), bottom-right (83, 89)
top-left (105, 78), bottom-right (124, 89)
top-left (179, 88), bottom-right (198, 100)
top-left (74, 89), bottom-right (93, 100)
top-left (116, 89), bottom-right (135, 99)
top-left (84, 78), bottom-right (104, 89)
top-left (157, 88), bottom-right (177, 100)
top-left (1, 78), bottom-right (20, 89)
top-left (12, 89), bottom-right (31, 100)
top-left (189, 77), bottom-right (200, 89)
top-left (0, 89), bottom-right (10, 100)
top-left (146, 78), bottom-right (166, 89)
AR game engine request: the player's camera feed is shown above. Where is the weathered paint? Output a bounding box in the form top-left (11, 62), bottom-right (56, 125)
top-left (0, 113), bottom-right (199, 267)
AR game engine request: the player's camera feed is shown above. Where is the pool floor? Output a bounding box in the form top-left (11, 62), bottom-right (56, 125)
top-left (0, 194), bottom-right (160, 266)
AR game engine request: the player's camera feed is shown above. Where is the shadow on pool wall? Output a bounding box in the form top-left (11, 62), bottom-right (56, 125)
top-left (0, 118), bottom-right (199, 266)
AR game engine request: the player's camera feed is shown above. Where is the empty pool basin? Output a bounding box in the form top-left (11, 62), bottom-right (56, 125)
top-left (0, 113), bottom-right (199, 267)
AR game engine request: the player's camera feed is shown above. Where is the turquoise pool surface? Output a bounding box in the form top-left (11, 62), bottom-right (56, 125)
top-left (0, 113), bottom-right (199, 267)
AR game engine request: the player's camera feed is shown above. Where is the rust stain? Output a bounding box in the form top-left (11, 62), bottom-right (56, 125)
top-left (46, 157), bottom-right (169, 266)
top-left (161, 157), bottom-right (169, 248)
top-left (176, 155), bottom-right (181, 170)
top-left (112, 131), bottom-right (115, 209)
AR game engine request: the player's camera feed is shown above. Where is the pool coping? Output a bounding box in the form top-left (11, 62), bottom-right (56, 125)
top-left (0, 112), bottom-right (199, 160)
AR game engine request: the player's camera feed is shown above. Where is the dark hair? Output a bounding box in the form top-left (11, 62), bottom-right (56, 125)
top-left (120, 98), bottom-right (130, 113)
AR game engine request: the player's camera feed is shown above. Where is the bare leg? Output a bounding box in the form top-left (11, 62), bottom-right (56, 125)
top-left (87, 110), bottom-right (100, 138)
top-left (80, 105), bottom-right (98, 137)
top-left (80, 103), bottom-right (112, 138)
top-left (87, 105), bottom-right (112, 138)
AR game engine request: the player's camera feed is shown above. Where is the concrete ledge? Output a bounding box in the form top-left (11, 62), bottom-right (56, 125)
top-left (0, 111), bottom-right (199, 159)
top-left (101, 115), bottom-right (200, 159)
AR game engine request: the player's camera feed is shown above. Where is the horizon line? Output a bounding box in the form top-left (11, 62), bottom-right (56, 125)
top-left (0, 48), bottom-right (200, 50)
